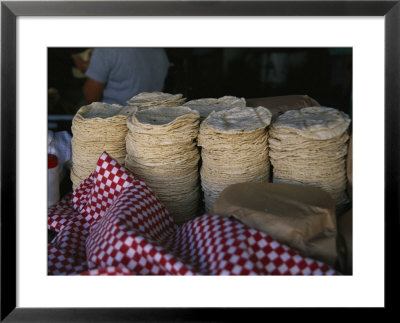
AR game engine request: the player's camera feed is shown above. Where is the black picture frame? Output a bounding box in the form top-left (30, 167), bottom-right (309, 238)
top-left (1, 1), bottom-right (399, 321)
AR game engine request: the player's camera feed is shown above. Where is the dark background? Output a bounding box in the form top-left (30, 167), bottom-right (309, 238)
top-left (48, 47), bottom-right (352, 131)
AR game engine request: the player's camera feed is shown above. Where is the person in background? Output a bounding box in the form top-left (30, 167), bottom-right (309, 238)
top-left (72, 48), bottom-right (170, 105)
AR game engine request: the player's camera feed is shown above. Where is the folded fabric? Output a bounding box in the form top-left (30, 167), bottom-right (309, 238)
top-left (48, 152), bottom-right (339, 275)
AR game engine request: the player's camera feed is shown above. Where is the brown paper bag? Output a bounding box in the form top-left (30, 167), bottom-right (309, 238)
top-left (337, 209), bottom-right (352, 275)
top-left (211, 182), bottom-right (338, 267)
top-left (246, 94), bottom-right (320, 120)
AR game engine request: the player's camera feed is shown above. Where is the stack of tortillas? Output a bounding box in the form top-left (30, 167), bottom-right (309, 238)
top-left (268, 106), bottom-right (351, 211)
top-left (126, 91), bottom-right (186, 108)
top-left (124, 105), bottom-right (201, 224)
top-left (183, 96), bottom-right (246, 121)
top-left (198, 106), bottom-right (273, 213)
top-left (70, 102), bottom-right (137, 190)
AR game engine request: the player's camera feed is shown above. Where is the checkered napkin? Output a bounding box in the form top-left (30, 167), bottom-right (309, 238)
top-left (48, 152), bottom-right (339, 275)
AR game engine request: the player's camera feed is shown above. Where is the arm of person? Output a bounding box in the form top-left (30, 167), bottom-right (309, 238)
top-left (83, 77), bottom-right (106, 103)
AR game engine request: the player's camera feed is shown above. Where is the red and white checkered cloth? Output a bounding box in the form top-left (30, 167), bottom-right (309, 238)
top-left (48, 152), bottom-right (339, 275)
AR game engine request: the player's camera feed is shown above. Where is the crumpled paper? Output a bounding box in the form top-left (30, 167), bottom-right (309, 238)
top-left (48, 130), bottom-right (72, 183)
